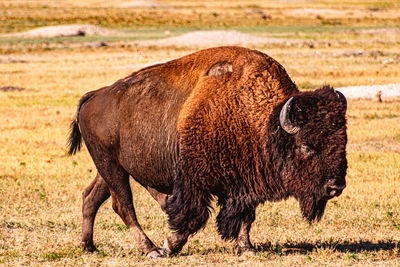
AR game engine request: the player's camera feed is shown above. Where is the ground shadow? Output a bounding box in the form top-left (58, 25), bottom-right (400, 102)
top-left (256, 240), bottom-right (399, 255)
top-left (178, 240), bottom-right (399, 257)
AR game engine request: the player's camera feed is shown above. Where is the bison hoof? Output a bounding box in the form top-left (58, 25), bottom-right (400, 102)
top-left (240, 249), bottom-right (256, 257)
top-left (162, 239), bottom-right (173, 256)
top-left (162, 239), bottom-right (183, 256)
top-left (162, 233), bottom-right (188, 256)
top-left (236, 247), bottom-right (256, 256)
top-left (82, 242), bottom-right (97, 253)
top-left (146, 249), bottom-right (164, 258)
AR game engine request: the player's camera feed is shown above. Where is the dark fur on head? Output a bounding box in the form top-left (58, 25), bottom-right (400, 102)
top-left (265, 85), bottom-right (347, 222)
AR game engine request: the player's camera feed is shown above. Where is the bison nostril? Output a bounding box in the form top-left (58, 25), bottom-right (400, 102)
top-left (329, 189), bottom-right (337, 197)
top-left (325, 184), bottom-right (345, 198)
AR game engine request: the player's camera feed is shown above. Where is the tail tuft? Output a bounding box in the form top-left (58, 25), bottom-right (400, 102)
top-left (67, 119), bottom-right (82, 155)
top-left (67, 90), bottom-right (96, 155)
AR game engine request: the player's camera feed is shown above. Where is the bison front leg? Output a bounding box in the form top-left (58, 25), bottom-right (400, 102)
top-left (236, 220), bottom-right (256, 256)
top-left (162, 231), bottom-right (189, 256)
top-left (81, 172), bottom-right (110, 252)
top-left (163, 171), bottom-right (212, 255)
top-left (217, 200), bottom-right (257, 255)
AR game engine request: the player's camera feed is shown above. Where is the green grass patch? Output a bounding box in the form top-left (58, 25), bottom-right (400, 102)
top-left (41, 246), bottom-right (84, 262)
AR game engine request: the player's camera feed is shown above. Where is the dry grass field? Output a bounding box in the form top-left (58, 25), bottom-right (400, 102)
top-left (0, 0), bottom-right (399, 266)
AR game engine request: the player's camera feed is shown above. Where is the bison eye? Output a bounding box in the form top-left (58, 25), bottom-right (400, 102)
top-left (300, 145), bottom-right (314, 155)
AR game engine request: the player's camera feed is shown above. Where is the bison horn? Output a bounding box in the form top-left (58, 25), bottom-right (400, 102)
top-left (279, 97), bottom-right (300, 135)
top-left (334, 89), bottom-right (347, 107)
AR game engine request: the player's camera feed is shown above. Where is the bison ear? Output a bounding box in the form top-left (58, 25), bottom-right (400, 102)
top-left (279, 97), bottom-right (301, 135)
top-left (323, 85), bottom-right (347, 110)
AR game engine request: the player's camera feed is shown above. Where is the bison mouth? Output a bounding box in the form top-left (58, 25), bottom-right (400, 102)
top-left (299, 196), bottom-right (328, 223)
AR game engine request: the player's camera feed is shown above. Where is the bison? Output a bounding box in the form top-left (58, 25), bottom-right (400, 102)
top-left (68, 46), bottom-right (347, 257)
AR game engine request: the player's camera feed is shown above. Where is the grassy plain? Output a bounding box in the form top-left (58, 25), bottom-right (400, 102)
top-left (0, 0), bottom-right (399, 266)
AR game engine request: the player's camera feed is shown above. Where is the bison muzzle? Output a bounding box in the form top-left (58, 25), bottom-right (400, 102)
top-left (68, 46), bottom-right (347, 257)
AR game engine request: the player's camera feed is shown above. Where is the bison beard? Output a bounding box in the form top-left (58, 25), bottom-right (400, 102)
top-left (299, 194), bottom-right (328, 223)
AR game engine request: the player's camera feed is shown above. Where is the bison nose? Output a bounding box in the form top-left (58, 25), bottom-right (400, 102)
top-left (324, 183), bottom-right (346, 198)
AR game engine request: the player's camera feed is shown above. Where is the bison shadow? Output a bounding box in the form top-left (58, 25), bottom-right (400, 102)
top-left (179, 240), bottom-right (398, 257)
top-left (255, 240), bottom-right (399, 255)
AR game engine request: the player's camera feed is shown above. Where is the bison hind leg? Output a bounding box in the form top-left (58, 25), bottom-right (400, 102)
top-left (81, 172), bottom-right (110, 252)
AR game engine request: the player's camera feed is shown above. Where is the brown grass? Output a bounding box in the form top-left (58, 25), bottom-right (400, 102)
top-left (0, 0), bottom-right (399, 266)
top-left (1, 0), bottom-right (400, 33)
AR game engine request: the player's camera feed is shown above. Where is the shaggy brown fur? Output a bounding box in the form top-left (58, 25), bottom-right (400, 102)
top-left (68, 46), bottom-right (347, 257)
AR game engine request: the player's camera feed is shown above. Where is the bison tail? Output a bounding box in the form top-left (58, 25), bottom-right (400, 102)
top-left (67, 119), bottom-right (82, 155)
top-left (67, 91), bottom-right (96, 155)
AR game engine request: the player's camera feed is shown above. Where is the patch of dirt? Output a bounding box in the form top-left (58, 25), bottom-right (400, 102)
top-left (337, 83), bottom-right (400, 100)
top-left (347, 140), bottom-right (400, 153)
top-left (2, 24), bottom-right (125, 38)
top-left (355, 28), bottom-right (400, 35)
top-left (289, 8), bottom-right (348, 17)
top-left (0, 56), bottom-right (28, 64)
top-left (0, 86), bottom-right (25, 92)
top-left (119, 1), bottom-right (168, 8)
top-left (290, 8), bottom-right (400, 19)
top-left (137, 30), bottom-right (294, 48)
top-left (332, 50), bottom-right (385, 58)
top-left (245, 9), bottom-right (272, 20)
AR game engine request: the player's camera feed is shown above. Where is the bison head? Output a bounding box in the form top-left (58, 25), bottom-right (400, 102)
top-left (277, 86), bottom-right (347, 223)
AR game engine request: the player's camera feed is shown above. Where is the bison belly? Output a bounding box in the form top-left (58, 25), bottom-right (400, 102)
top-left (117, 83), bottom-right (185, 193)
